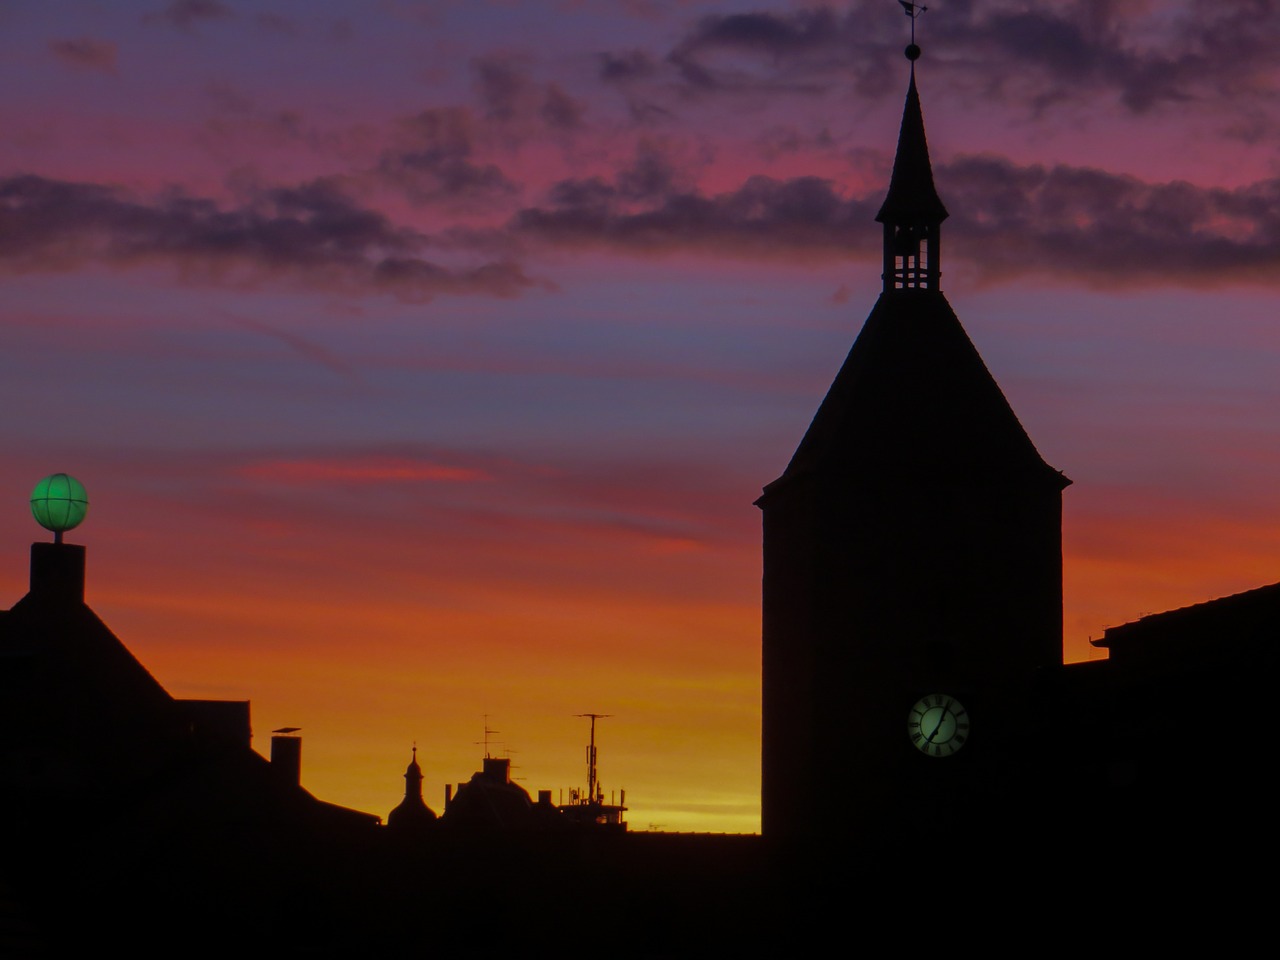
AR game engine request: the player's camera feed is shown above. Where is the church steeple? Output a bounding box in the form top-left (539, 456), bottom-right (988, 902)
top-left (876, 59), bottom-right (948, 292)
top-left (757, 21), bottom-right (1069, 844)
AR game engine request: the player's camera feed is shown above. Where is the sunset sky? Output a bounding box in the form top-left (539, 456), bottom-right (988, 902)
top-left (4, 0), bottom-right (1280, 833)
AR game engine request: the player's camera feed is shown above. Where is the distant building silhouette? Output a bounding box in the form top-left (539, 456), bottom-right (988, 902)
top-left (387, 746), bottom-right (439, 834)
top-left (0, 541), bottom-right (378, 834)
top-left (1045, 580), bottom-right (1280, 848)
top-left (441, 755), bottom-right (568, 831)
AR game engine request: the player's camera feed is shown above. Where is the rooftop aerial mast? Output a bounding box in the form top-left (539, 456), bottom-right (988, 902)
top-left (557, 713), bottom-right (627, 830)
top-left (576, 712), bottom-right (610, 803)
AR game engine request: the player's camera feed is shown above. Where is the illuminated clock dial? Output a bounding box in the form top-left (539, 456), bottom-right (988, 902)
top-left (908, 694), bottom-right (969, 757)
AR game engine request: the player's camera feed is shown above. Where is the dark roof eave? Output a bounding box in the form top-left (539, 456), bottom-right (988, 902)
top-left (758, 463), bottom-right (1070, 508)
top-left (1104, 579), bottom-right (1280, 643)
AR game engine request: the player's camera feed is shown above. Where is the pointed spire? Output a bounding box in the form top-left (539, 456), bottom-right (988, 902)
top-left (876, 71), bottom-right (948, 228)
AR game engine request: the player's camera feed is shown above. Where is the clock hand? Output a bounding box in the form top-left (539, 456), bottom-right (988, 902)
top-left (930, 708), bottom-right (954, 744)
top-left (923, 709), bottom-right (942, 742)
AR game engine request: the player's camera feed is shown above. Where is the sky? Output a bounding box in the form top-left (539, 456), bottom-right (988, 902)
top-left (3, 0), bottom-right (1280, 834)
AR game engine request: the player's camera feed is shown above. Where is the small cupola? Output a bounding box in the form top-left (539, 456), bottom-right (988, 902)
top-left (876, 45), bottom-right (949, 293)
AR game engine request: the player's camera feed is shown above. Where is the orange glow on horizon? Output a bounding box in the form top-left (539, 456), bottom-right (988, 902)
top-left (1, 465), bottom-right (1264, 835)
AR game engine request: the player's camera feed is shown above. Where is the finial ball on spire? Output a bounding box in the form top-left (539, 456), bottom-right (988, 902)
top-left (905, 43), bottom-right (921, 61)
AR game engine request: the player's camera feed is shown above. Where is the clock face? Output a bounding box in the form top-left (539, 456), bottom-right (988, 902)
top-left (908, 694), bottom-right (969, 757)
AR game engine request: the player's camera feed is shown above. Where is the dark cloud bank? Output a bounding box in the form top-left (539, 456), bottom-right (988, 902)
top-left (943, 156), bottom-right (1280, 286)
top-left (644, 1), bottom-right (1280, 117)
top-left (514, 149), bottom-right (1280, 289)
top-left (378, 108), bottom-right (518, 208)
top-left (4, 156), bottom-right (1278, 296)
top-left (0, 174), bottom-right (535, 301)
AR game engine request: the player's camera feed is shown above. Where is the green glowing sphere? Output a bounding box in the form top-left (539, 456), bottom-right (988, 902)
top-left (30, 474), bottom-right (89, 533)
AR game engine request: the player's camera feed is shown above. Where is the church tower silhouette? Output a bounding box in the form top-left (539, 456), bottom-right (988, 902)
top-left (757, 52), bottom-right (1070, 843)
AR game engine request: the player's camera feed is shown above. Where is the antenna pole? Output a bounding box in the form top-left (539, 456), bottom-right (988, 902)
top-left (475, 715), bottom-right (500, 758)
top-left (589, 715), bottom-right (596, 801)
top-left (575, 713), bottom-right (611, 803)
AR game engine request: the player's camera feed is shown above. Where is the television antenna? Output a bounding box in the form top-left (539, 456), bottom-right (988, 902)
top-left (474, 715), bottom-right (500, 758)
top-left (575, 713), bottom-right (612, 803)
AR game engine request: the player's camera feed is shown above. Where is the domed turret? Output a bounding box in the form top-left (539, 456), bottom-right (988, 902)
top-left (387, 746), bottom-right (437, 834)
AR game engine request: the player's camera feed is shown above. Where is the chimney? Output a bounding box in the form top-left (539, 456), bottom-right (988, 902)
top-left (29, 542), bottom-right (86, 604)
top-left (481, 756), bottom-right (510, 783)
top-left (270, 734), bottom-right (302, 787)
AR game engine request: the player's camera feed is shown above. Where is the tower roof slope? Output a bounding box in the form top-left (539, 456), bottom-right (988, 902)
top-left (764, 291), bottom-right (1067, 493)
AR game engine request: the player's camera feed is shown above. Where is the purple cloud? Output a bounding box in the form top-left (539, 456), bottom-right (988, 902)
top-left (146, 0), bottom-right (233, 30)
top-left (377, 109), bottom-right (518, 207)
top-left (515, 169), bottom-right (873, 259)
top-left (942, 156), bottom-right (1280, 286)
top-left (0, 174), bottom-right (538, 301)
top-left (624, 1), bottom-right (1280, 119)
top-left (513, 149), bottom-right (1280, 287)
top-left (472, 55), bottom-right (588, 131)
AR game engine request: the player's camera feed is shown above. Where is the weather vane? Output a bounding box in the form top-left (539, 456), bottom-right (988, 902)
top-left (899, 1), bottom-right (927, 61)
